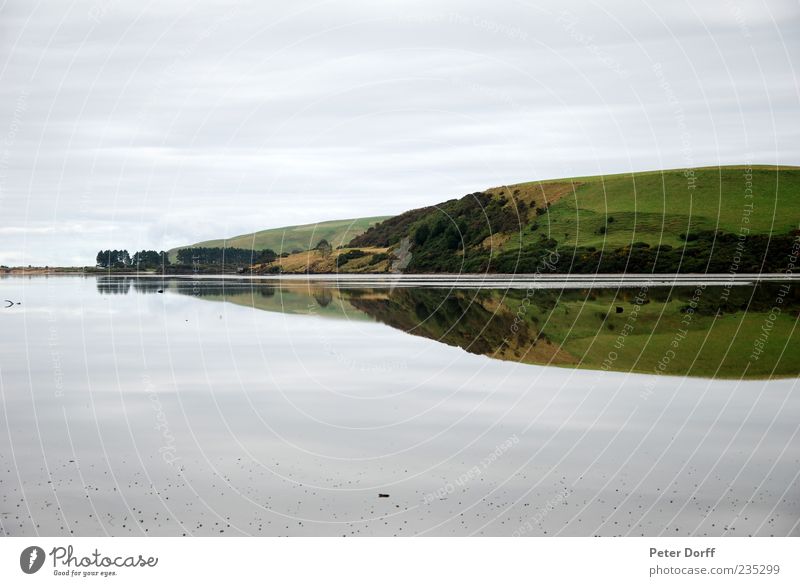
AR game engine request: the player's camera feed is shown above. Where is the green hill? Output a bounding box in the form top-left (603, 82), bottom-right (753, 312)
top-left (349, 165), bottom-right (800, 273)
top-left (169, 216), bottom-right (389, 260)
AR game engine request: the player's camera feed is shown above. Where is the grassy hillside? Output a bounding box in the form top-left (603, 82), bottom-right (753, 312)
top-left (349, 165), bottom-right (800, 273)
top-left (509, 165), bottom-right (799, 248)
top-left (169, 216), bottom-right (389, 260)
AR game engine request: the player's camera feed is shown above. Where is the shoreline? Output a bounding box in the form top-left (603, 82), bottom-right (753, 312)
top-left (4, 269), bottom-right (799, 287)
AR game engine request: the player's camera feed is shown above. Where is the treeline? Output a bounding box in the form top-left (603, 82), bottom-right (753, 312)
top-left (489, 231), bottom-right (800, 274)
top-left (403, 230), bottom-right (800, 274)
top-left (96, 247), bottom-right (277, 270)
top-left (377, 228), bottom-right (800, 274)
top-left (173, 247), bottom-right (277, 266)
top-left (96, 249), bottom-right (168, 269)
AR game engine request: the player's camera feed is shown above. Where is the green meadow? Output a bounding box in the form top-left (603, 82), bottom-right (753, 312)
top-left (527, 165), bottom-right (800, 250)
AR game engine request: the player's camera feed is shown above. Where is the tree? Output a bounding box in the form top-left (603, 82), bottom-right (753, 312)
top-left (95, 249), bottom-right (130, 268)
top-left (414, 224), bottom-right (430, 245)
top-left (175, 247), bottom-right (275, 267)
top-left (444, 226), bottom-right (460, 250)
top-left (131, 250), bottom-right (165, 270)
top-left (315, 239), bottom-right (332, 259)
top-left (431, 217), bottom-right (447, 238)
top-left (257, 249), bottom-right (277, 265)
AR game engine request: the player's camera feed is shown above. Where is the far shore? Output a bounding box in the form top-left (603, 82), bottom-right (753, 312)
top-left (1, 266), bottom-right (240, 275)
top-left (3, 266), bottom-right (800, 283)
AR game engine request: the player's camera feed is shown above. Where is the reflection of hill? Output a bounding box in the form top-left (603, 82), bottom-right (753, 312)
top-left (105, 276), bottom-right (800, 379)
top-left (348, 288), bottom-right (578, 366)
top-left (348, 284), bottom-right (800, 378)
top-left (170, 279), bottom-right (373, 322)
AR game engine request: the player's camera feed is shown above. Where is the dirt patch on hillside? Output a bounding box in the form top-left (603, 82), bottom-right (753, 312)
top-left (478, 232), bottom-right (513, 252)
top-left (487, 180), bottom-right (582, 217)
top-left (254, 247), bottom-right (390, 273)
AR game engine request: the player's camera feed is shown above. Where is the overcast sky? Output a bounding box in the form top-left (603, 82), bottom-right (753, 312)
top-left (0, 0), bottom-right (798, 265)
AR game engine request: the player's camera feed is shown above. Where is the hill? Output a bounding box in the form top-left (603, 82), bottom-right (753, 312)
top-left (348, 165), bottom-right (800, 273)
top-left (169, 216), bottom-right (389, 260)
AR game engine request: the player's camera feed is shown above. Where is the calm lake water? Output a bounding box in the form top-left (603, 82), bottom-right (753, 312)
top-left (1, 275), bottom-right (798, 536)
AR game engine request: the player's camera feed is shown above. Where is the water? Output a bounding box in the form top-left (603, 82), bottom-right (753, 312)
top-left (1, 275), bottom-right (798, 536)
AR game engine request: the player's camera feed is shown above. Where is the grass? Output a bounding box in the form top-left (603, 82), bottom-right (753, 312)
top-left (169, 216), bottom-right (389, 260)
top-left (510, 165), bottom-right (800, 251)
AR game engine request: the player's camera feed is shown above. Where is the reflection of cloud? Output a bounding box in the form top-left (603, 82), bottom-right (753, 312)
top-left (11, 307), bottom-right (121, 317)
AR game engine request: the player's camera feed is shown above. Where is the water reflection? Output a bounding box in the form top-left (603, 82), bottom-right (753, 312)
top-left (101, 276), bottom-right (800, 379)
top-left (2, 275), bottom-right (796, 537)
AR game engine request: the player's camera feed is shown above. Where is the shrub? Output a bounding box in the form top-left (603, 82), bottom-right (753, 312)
top-left (414, 224), bottom-right (430, 245)
top-left (444, 226), bottom-right (461, 250)
top-left (336, 249), bottom-right (367, 267)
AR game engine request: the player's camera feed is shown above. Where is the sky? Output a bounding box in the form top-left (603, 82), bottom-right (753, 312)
top-left (0, 0), bottom-right (798, 266)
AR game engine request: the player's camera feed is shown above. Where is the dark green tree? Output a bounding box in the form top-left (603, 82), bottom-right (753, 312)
top-left (315, 239), bottom-right (332, 258)
top-left (414, 224), bottom-right (430, 245)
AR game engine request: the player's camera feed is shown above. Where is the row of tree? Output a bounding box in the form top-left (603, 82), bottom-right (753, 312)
top-left (96, 249), bottom-right (168, 269)
top-left (173, 247), bottom-right (277, 266)
top-left (97, 249), bottom-right (130, 268)
top-left (97, 247), bottom-right (282, 270)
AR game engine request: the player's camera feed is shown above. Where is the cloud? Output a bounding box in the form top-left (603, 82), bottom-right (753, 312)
top-left (0, 0), bottom-right (797, 265)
